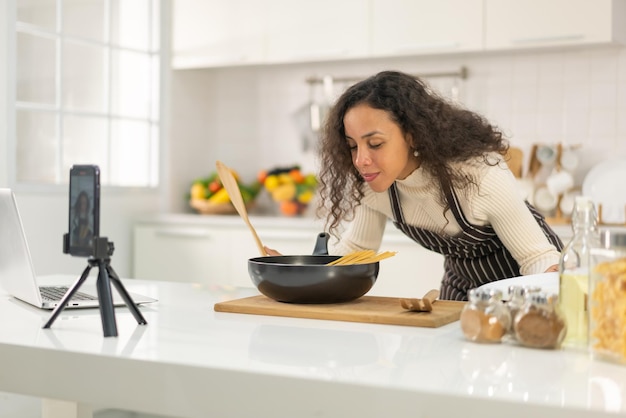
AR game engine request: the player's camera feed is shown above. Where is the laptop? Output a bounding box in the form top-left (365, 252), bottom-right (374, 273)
top-left (0, 188), bottom-right (157, 309)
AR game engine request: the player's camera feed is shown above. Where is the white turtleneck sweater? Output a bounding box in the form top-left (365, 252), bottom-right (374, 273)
top-left (330, 157), bottom-right (561, 275)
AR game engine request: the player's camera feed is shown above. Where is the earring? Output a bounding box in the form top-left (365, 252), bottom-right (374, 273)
top-left (413, 149), bottom-right (419, 157)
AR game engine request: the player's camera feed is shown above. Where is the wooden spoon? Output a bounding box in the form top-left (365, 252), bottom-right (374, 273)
top-left (215, 161), bottom-right (266, 256)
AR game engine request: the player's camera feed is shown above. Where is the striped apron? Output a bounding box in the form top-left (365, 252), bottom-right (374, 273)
top-left (388, 183), bottom-right (563, 301)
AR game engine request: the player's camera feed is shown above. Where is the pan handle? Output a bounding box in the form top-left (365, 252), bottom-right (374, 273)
top-left (312, 232), bottom-right (330, 255)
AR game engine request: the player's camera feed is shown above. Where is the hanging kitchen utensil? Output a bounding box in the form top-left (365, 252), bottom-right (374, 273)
top-left (450, 77), bottom-right (460, 102)
top-left (309, 80), bottom-right (322, 134)
top-left (215, 160), bottom-right (266, 256)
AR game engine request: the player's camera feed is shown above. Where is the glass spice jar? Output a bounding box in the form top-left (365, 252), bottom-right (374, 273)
top-left (589, 230), bottom-right (626, 366)
top-left (460, 288), bottom-right (511, 344)
top-left (513, 292), bottom-right (567, 349)
top-left (505, 285), bottom-right (541, 339)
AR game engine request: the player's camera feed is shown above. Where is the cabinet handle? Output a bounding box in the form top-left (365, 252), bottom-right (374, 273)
top-left (392, 41), bottom-right (460, 53)
top-left (155, 229), bottom-right (213, 239)
top-left (172, 54), bottom-right (250, 68)
top-left (284, 49), bottom-right (349, 60)
top-left (511, 34), bottom-right (584, 44)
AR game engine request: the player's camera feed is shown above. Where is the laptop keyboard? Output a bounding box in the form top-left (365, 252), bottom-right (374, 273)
top-left (40, 286), bottom-right (98, 301)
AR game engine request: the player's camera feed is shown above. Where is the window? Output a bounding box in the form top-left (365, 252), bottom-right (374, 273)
top-left (13, 0), bottom-right (162, 187)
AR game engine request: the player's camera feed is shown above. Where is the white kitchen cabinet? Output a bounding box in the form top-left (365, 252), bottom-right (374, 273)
top-left (264, 0), bottom-right (369, 63)
top-left (133, 215), bottom-right (330, 286)
top-left (484, 0), bottom-right (626, 50)
top-left (171, 0), bottom-right (626, 69)
top-left (370, 0), bottom-right (484, 57)
top-left (133, 223), bottom-right (234, 285)
top-left (171, 0), bottom-right (267, 69)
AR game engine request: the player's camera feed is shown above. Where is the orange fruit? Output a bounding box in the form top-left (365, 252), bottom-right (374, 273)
top-left (280, 200), bottom-right (300, 216)
top-left (289, 169), bottom-right (305, 183)
top-left (208, 180), bottom-right (221, 193)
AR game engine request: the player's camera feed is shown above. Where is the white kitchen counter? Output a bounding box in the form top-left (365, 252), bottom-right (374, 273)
top-left (0, 275), bottom-right (623, 418)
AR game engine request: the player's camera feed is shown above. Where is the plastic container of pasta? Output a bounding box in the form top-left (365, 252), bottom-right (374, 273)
top-left (589, 230), bottom-right (626, 365)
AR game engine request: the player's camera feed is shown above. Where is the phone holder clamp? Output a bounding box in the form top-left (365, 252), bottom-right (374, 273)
top-left (43, 234), bottom-right (147, 337)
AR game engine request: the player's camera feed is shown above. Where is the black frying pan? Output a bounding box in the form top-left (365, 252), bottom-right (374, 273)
top-left (248, 233), bottom-right (379, 304)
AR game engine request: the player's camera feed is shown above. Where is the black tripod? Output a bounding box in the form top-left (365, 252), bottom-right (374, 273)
top-left (43, 235), bottom-right (147, 337)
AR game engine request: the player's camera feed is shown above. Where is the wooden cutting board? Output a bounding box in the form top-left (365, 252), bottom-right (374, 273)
top-left (214, 295), bottom-right (466, 328)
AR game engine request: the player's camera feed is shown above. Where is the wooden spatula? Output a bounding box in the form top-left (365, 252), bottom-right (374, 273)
top-left (215, 161), bottom-right (266, 256)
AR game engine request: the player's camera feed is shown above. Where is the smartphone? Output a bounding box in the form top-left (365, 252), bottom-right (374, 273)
top-left (68, 165), bottom-right (100, 257)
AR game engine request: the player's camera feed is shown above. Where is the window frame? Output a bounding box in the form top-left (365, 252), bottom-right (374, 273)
top-left (6, 0), bottom-right (170, 194)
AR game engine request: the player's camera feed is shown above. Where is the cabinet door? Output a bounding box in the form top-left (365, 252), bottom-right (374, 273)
top-left (172, 0), bottom-right (267, 69)
top-left (485, 0), bottom-right (626, 50)
top-left (367, 231), bottom-right (445, 297)
top-left (370, 0), bottom-right (483, 56)
top-left (133, 225), bottom-right (230, 284)
top-left (265, 0), bottom-right (369, 63)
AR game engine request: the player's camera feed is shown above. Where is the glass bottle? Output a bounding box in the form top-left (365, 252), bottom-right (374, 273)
top-left (558, 195), bottom-right (599, 349)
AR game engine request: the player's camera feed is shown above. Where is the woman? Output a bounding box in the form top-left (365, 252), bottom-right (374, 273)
top-left (313, 70), bottom-right (562, 301)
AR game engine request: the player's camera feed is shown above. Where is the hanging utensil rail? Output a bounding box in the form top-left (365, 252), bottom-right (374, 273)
top-left (305, 66), bottom-right (468, 85)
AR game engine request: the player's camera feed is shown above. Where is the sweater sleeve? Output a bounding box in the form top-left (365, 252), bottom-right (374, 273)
top-left (328, 198), bottom-right (389, 255)
top-left (469, 162), bottom-right (561, 274)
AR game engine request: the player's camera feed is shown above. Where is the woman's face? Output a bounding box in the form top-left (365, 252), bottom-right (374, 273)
top-left (343, 104), bottom-right (418, 193)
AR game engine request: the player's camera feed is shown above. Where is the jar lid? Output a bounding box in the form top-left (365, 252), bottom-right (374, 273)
top-left (469, 288), bottom-right (502, 301)
top-left (528, 291), bottom-right (557, 305)
top-left (599, 229), bottom-right (626, 248)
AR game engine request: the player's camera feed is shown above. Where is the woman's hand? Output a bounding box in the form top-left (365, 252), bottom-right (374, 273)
top-left (544, 264), bottom-right (559, 273)
top-left (264, 246), bottom-right (282, 256)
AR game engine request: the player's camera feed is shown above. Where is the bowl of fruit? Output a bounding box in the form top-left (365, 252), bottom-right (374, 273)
top-left (258, 166), bottom-right (318, 216)
top-left (188, 169), bottom-right (261, 215)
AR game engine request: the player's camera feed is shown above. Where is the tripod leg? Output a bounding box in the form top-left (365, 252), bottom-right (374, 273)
top-left (43, 265), bottom-right (93, 329)
top-left (106, 264), bottom-right (148, 325)
top-left (96, 260), bottom-right (118, 337)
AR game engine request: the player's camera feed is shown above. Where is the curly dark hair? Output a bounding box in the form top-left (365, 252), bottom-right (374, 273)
top-left (317, 70), bottom-right (509, 236)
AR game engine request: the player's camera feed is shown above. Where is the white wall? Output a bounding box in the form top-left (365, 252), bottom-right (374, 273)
top-left (1, 2), bottom-right (8, 188)
top-left (169, 45), bottom-right (626, 213)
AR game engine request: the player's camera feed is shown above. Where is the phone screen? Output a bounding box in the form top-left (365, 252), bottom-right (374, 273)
top-left (68, 165), bottom-right (100, 257)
